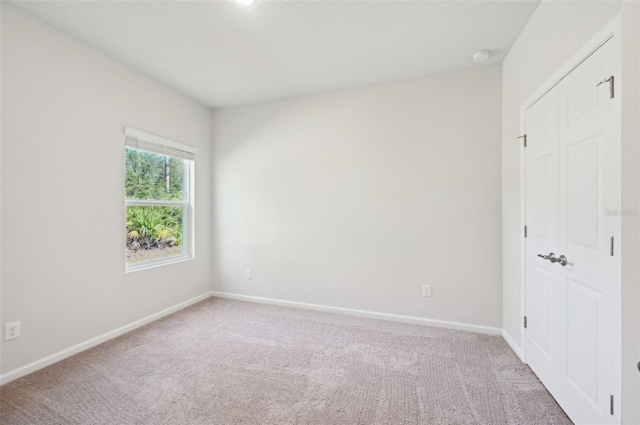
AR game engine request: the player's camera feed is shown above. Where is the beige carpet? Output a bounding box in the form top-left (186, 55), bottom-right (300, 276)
top-left (1, 297), bottom-right (571, 425)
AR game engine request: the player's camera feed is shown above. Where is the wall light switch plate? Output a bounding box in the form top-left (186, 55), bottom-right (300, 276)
top-left (422, 285), bottom-right (432, 297)
top-left (245, 269), bottom-right (251, 280)
top-left (5, 321), bottom-right (20, 341)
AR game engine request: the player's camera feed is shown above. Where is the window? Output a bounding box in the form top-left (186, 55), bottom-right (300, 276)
top-left (124, 127), bottom-right (196, 271)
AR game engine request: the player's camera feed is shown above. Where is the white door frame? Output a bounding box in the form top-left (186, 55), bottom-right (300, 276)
top-left (518, 13), bottom-right (622, 414)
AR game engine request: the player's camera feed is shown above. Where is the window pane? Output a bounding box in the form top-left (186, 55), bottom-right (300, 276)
top-left (125, 205), bottom-right (184, 265)
top-left (125, 148), bottom-right (184, 201)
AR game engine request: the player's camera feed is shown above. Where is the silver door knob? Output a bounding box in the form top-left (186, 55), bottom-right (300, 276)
top-left (537, 253), bottom-right (556, 261)
top-left (537, 252), bottom-right (568, 266)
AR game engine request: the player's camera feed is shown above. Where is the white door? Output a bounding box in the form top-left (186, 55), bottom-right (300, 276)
top-left (525, 38), bottom-right (619, 425)
top-left (524, 85), bottom-right (560, 396)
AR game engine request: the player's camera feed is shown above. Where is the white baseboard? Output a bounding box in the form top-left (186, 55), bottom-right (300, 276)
top-left (502, 329), bottom-right (525, 362)
top-left (210, 291), bottom-right (502, 336)
top-left (0, 291), bottom-right (213, 386)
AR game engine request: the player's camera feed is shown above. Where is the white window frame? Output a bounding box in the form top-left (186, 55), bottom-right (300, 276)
top-left (124, 127), bottom-right (196, 272)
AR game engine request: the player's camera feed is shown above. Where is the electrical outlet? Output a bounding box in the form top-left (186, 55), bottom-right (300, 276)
top-left (422, 285), bottom-right (432, 297)
top-left (245, 269), bottom-right (251, 280)
top-left (5, 321), bottom-right (20, 341)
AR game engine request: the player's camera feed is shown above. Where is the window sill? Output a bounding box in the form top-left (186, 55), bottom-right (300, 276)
top-left (125, 254), bottom-right (194, 273)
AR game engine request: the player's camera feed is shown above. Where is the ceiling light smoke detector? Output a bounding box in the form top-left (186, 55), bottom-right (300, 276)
top-left (234, 0), bottom-right (256, 5)
top-left (472, 50), bottom-right (491, 64)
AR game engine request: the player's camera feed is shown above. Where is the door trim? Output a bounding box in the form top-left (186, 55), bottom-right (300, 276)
top-left (518, 14), bottom-right (622, 418)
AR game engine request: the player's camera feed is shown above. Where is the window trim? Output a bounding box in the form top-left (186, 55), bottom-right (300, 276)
top-left (124, 127), bottom-right (196, 273)
top-left (125, 127), bottom-right (197, 158)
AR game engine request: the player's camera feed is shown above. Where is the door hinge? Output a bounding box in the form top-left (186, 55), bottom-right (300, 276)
top-left (610, 236), bottom-right (614, 256)
top-left (524, 316), bottom-right (528, 329)
top-left (517, 134), bottom-right (527, 147)
top-left (610, 395), bottom-right (614, 415)
top-left (524, 226), bottom-right (528, 238)
top-left (597, 76), bottom-right (614, 99)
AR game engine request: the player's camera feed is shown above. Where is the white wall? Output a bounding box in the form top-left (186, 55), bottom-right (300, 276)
top-left (620, 3), bottom-right (640, 420)
top-left (0, 2), bottom-right (3, 378)
top-left (0, 6), bottom-right (212, 374)
top-left (211, 66), bottom-right (503, 329)
top-left (501, 1), bottom-right (640, 422)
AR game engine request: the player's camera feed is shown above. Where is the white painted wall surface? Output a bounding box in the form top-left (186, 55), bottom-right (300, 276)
top-left (212, 66), bottom-right (503, 329)
top-left (0, 6), bottom-right (212, 374)
top-left (622, 2), bottom-right (640, 420)
top-left (502, 1), bottom-right (640, 422)
top-left (638, 1), bottom-right (640, 414)
top-left (0, 2), bottom-right (3, 379)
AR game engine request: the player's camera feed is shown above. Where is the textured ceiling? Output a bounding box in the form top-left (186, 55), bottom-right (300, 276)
top-left (10, 0), bottom-right (540, 108)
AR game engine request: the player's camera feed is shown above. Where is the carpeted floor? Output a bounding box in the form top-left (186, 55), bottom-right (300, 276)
top-left (0, 297), bottom-right (571, 425)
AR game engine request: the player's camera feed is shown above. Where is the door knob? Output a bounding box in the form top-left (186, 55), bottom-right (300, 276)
top-left (537, 252), bottom-right (568, 266)
top-left (537, 253), bottom-right (556, 261)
